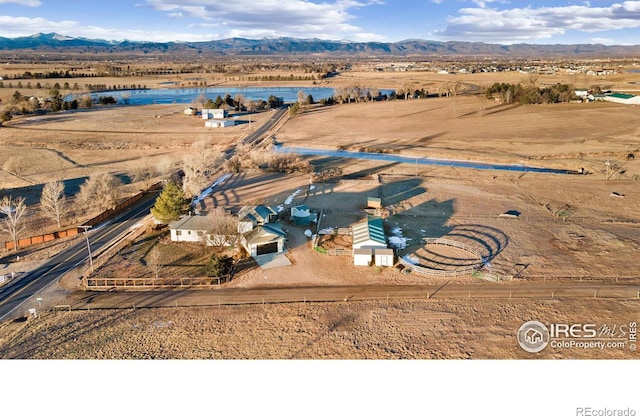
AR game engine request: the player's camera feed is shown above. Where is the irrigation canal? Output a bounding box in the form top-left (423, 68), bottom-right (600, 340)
top-left (275, 146), bottom-right (579, 175)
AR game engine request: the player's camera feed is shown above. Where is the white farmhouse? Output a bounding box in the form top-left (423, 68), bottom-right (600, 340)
top-left (168, 215), bottom-right (212, 243)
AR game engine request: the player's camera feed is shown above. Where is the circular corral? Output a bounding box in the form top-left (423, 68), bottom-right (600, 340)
top-left (401, 238), bottom-right (484, 277)
top-left (399, 224), bottom-right (509, 277)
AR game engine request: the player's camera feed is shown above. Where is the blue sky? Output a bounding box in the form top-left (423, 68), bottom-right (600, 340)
top-left (0, 0), bottom-right (639, 45)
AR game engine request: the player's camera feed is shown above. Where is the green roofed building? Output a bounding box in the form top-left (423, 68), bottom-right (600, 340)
top-left (603, 92), bottom-right (640, 105)
top-left (352, 216), bottom-right (394, 267)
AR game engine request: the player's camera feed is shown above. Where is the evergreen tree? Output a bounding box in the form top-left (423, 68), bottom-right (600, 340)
top-left (205, 254), bottom-right (234, 277)
top-left (150, 181), bottom-right (189, 224)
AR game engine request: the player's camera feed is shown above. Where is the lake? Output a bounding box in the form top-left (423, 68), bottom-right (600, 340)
top-left (68, 86), bottom-right (390, 105)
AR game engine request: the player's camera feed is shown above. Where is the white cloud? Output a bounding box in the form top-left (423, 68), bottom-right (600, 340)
top-left (591, 37), bottom-right (615, 44)
top-left (145, 0), bottom-right (386, 41)
top-left (0, 15), bottom-right (219, 42)
top-left (0, 0), bottom-right (41, 6)
top-left (435, 1), bottom-right (640, 43)
top-left (0, 16), bottom-right (78, 37)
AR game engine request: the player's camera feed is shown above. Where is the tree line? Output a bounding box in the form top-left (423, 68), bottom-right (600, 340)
top-left (485, 81), bottom-right (578, 105)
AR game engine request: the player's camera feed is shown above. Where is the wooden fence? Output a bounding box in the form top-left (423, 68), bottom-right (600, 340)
top-left (327, 249), bottom-right (351, 256)
top-left (84, 275), bottom-right (232, 291)
top-left (3, 182), bottom-right (162, 251)
top-left (4, 227), bottom-right (79, 250)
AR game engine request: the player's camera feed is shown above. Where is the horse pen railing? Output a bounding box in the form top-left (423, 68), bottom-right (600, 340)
top-left (399, 238), bottom-right (483, 277)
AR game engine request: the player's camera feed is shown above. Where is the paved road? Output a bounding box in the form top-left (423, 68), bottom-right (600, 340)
top-left (243, 106), bottom-right (288, 146)
top-left (60, 281), bottom-right (640, 311)
top-left (0, 192), bottom-right (159, 321)
top-left (0, 107), bottom-right (288, 322)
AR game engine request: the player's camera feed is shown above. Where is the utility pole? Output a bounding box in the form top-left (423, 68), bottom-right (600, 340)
top-left (78, 225), bottom-right (93, 272)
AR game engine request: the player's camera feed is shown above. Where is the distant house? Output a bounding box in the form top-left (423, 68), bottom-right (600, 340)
top-left (602, 92), bottom-right (640, 105)
top-left (183, 107), bottom-right (197, 116)
top-left (202, 108), bottom-right (227, 119)
top-left (242, 223), bottom-right (286, 256)
top-left (169, 215), bottom-right (212, 243)
top-left (574, 89), bottom-right (589, 99)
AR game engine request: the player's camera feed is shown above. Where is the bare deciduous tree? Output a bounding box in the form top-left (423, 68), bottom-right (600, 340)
top-left (206, 207), bottom-right (241, 248)
top-left (77, 173), bottom-right (122, 212)
top-left (147, 247), bottom-right (163, 279)
top-left (182, 138), bottom-right (223, 198)
top-left (40, 180), bottom-right (66, 227)
top-left (133, 163), bottom-right (157, 190)
top-left (4, 156), bottom-right (26, 177)
top-left (234, 94), bottom-right (245, 111)
top-left (297, 90), bottom-right (306, 106)
top-left (0, 195), bottom-right (27, 250)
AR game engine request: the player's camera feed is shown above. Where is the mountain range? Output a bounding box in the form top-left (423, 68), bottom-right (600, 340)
top-left (1, 32), bottom-right (640, 58)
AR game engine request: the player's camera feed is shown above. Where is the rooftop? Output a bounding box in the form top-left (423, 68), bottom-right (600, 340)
top-left (168, 215), bottom-right (212, 231)
top-left (353, 216), bottom-right (386, 247)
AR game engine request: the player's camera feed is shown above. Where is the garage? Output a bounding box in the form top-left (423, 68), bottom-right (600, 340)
top-left (257, 241), bottom-right (279, 255)
top-left (242, 223), bottom-right (286, 257)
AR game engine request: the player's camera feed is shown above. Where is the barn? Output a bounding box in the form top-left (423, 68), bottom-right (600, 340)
top-left (352, 216), bottom-right (392, 266)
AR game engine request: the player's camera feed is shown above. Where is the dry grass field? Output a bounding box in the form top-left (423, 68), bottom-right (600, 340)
top-left (279, 96), bottom-right (640, 172)
top-left (1, 66), bottom-right (639, 359)
top-left (0, 297), bottom-right (636, 359)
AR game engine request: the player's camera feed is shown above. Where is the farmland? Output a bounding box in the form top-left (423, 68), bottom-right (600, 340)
top-left (1, 60), bottom-right (639, 359)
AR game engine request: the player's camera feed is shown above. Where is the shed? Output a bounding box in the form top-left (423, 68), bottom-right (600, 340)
top-left (353, 248), bottom-right (373, 266)
top-left (367, 197), bottom-right (382, 209)
top-left (242, 223), bottom-right (286, 257)
top-left (374, 249), bottom-right (395, 267)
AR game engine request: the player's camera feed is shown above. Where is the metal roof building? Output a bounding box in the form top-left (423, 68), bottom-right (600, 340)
top-left (352, 216), bottom-right (386, 250)
top-left (352, 217), bottom-right (394, 267)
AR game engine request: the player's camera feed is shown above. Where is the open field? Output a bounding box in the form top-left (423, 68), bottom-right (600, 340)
top-left (1, 67), bottom-right (640, 359)
top-left (279, 96), bottom-right (640, 173)
top-left (0, 297), bottom-right (636, 359)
